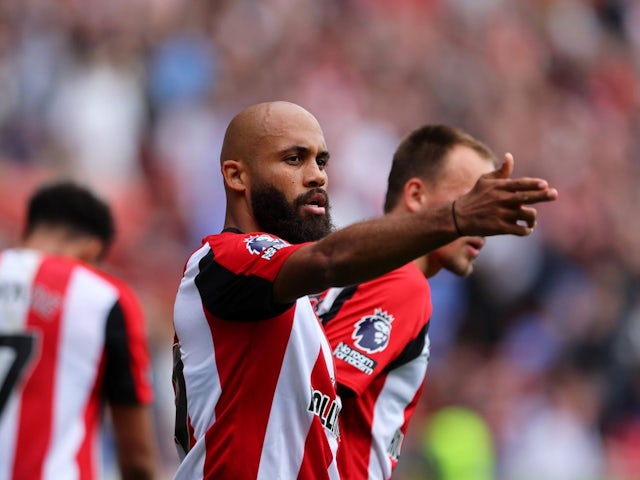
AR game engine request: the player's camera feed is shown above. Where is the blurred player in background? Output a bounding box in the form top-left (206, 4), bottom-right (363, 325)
top-left (0, 181), bottom-right (157, 479)
top-left (315, 125), bottom-right (510, 479)
top-left (171, 101), bottom-right (557, 479)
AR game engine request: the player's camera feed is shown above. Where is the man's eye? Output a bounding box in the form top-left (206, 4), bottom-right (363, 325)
top-left (286, 155), bottom-right (301, 163)
top-left (316, 158), bottom-right (327, 168)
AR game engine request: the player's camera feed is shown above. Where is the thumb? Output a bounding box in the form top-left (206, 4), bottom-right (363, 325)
top-left (487, 152), bottom-right (514, 180)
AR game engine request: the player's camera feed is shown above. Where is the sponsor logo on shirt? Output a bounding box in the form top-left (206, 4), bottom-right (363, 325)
top-left (244, 234), bottom-right (289, 260)
top-left (31, 284), bottom-right (62, 319)
top-left (308, 387), bottom-right (341, 436)
top-left (0, 282), bottom-right (61, 320)
top-left (0, 282), bottom-right (27, 303)
top-left (333, 342), bottom-right (377, 375)
top-left (352, 308), bottom-right (394, 353)
top-left (387, 428), bottom-right (404, 461)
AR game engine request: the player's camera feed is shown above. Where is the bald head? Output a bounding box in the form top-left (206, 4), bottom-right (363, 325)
top-left (219, 101), bottom-right (331, 237)
top-left (220, 101), bottom-right (323, 167)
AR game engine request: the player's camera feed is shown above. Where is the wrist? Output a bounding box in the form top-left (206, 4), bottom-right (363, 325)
top-left (451, 200), bottom-right (464, 237)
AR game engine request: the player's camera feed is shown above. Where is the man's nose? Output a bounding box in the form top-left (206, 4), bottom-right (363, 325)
top-left (304, 161), bottom-right (327, 187)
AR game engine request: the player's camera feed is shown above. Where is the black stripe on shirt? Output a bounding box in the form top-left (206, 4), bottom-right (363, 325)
top-left (172, 343), bottom-right (190, 458)
top-left (194, 250), bottom-right (294, 322)
top-left (104, 302), bottom-right (140, 404)
top-left (383, 321), bottom-right (430, 373)
top-left (319, 285), bottom-right (358, 326)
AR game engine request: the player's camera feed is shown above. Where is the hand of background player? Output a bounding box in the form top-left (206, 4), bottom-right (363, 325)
top-left (452, 153), bottom-right (558, 237)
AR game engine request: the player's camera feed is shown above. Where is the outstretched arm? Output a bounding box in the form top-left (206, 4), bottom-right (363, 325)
top-left (274, 153), bottom-right (557, 303)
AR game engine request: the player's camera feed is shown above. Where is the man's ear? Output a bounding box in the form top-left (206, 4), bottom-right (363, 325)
top-left (221, 160), bottom-right (248, 192)
top-left (403, 178), bottom-right (427, 212)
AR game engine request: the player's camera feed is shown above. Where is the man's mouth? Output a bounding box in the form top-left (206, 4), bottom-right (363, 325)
top-left (300, 190), bottom-right (328, 216)
top-left (466, 237), bottom-right (485, 257)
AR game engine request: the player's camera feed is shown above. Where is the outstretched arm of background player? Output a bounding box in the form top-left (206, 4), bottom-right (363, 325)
top-left (111, 404), bottom-right (158, 480)
top-left (274, 153), bottom-right (558, 303)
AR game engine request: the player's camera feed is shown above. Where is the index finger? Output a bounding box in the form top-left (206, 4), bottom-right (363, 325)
top-left (510, 188), bottom-right (558, 205)
top-left (500, 177), bottom-right (550, 192)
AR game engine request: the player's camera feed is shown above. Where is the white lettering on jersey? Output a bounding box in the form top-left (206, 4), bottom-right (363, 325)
top-left (333, 342), bottom-right (377, 375)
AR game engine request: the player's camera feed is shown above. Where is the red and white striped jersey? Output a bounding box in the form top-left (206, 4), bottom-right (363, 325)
top-left (0, 248), bottom-right (153, 480)
top-left (316, 262), bottom-right (431, 480)
top-left (172, 229), bottom-right (341, 480)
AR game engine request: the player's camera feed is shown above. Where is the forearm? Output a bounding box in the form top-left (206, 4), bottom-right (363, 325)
top-left (111, 404), bottom-right (158, 480)
top-left (274, 155), bottom-right (558, 303)
top-left (120, 463), bottom-right (155, 480)
top-left (276, 202), bottom-right (456, 302)
top-left (316, 202), bottom-right (456, 285)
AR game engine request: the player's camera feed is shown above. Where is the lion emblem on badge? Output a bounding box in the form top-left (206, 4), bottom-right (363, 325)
top-left (244, 234), bottom-right (288, 259)
top-left (352, 309), bottom-right (394, 353)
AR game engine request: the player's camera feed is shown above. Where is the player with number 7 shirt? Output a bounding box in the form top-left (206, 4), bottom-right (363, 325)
top-left (0, 182), bottom-right (157, 480)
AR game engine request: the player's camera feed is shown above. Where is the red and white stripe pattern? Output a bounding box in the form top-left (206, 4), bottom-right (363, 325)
top-left (0, 249), bottom-right (152, 480)
top-left (173, 232), bottom-right (341, 479)
top-left (318, 263), bottom-right (431, 480)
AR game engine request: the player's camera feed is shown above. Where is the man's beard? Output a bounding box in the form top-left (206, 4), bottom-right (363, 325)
top-left (251, 184), bottom-right (334, 243)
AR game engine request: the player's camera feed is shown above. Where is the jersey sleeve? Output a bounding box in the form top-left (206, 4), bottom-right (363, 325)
top-left (104, 281), bottom-right (153, 405)
top-left (321, 267), bottom-right (432, 396)
top-left (194, 232), bottom-right (309, 322)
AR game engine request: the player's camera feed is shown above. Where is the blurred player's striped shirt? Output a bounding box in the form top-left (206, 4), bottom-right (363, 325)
top-left (0, 249), bottom-right (153, 480)
top-left (317, 263), bottom-right (432, 480)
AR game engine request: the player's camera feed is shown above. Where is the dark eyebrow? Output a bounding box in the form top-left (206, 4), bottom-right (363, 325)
top-left (317, 150), bottom-right (330, 162)
top-left (282, 145), bottom-right (331, 161)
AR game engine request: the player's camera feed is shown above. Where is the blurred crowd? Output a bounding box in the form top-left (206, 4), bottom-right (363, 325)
top-left (1, 0), bottom-right (640, 478)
